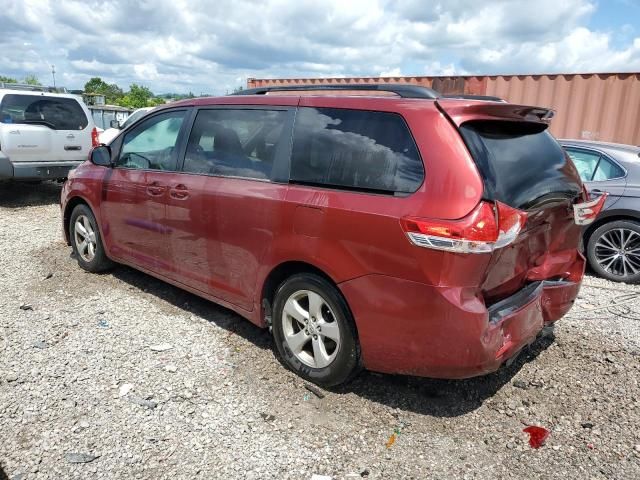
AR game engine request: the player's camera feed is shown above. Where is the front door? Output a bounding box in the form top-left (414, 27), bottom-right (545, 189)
top-left (164, 107), bottom-right (293, 310)
top-left (101, 109), bottom-right (188, 274)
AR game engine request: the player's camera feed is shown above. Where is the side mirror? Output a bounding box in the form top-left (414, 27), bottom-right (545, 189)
top-left (89, 145), bottom-right (112, 167)
top-left (109, 119), bottom-right (120, 129)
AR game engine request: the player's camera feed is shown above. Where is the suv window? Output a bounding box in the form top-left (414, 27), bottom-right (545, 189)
top-left (183, 109), bottom-right (287, 180)
top-left (117, 110), bottom-right (185, 171)
top-left (565, 148), bottom-right (625, 181)
top-left (0, 94), bottom-right (88, 130)
top-left (290, 107), bottom-right (423, 195)
top-left (461, 121), bottom-right (581, 209)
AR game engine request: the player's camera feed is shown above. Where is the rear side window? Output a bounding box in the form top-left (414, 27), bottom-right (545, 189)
top-left (565, 148), bottom-right (624, 182)
top-left (0, 94), bottom-right (88, 130)
top-left (460, 121), bottom-right (582, 209)
top-left (594, 157), bottom-right (624, 181)
top-left (290, 107), bottom-right (423, 195)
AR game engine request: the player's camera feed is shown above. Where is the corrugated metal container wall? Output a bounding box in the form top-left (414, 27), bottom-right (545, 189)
top-left (247, 73), bottom-right (640, 145)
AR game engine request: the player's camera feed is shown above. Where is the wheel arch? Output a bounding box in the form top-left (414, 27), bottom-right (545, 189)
top-left (63, 196), bottom-right (92, 245)
top-left (260, 261), bottom-right (346, 327)
top-left (584, 209), bottom-right (640, 246)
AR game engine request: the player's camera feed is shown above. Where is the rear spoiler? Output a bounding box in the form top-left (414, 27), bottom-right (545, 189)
top-left (436, 99), bottom-right (555, 126)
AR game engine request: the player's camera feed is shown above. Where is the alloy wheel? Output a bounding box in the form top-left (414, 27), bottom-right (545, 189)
top-left (281, 289), bottom-right (341, 368)
top-left (594, 228), bottom-right (640, 279)
top-left (74, 214), bottom-right (98, 263)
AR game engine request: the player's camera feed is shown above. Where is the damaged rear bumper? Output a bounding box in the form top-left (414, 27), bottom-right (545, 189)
top-left (339, 255), bottom-right (583, 379)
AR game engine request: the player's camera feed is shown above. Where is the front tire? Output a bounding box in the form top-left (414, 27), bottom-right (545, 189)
top-left (272, 273), bottom-right (360, 387)
top-left (587, 220), bottom-right (640, 283)
top-left (69, 204), bottom-right (113, 273)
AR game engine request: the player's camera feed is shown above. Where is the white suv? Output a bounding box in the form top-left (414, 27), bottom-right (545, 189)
top-left (0, 86), bottom-right (97, 181)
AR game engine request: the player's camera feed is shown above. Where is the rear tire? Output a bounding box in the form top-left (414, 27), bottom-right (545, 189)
top-left (587, 220), bottom-right (640, 283)
top-left (69, 204), bottom-right (113, 273)
top-left (272, 273), bottom-right (360, 387)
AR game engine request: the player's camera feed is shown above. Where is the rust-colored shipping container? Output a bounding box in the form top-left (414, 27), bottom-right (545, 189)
top-left (247, 73), bottom-right (640, 145)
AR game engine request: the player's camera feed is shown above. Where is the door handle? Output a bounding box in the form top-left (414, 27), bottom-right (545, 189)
top-left (146, 181), bottom-right (165, 196)
top-left (170, 184), bottom-right (189, 200)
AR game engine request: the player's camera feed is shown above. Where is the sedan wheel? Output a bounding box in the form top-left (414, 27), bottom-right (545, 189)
top-left (588, 220), bottom-right (640, 283)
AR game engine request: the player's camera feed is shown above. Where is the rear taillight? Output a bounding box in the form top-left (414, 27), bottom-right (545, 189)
top-left (573, 192), bottom-right (607, 225)
top-left (401, 201), bottom-right (528, 254)
top-left (91, 127), bottom-right (99, 147)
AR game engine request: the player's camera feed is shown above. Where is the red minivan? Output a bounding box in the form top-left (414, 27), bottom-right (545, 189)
top-left (60, 85), bottom-right (605, 386)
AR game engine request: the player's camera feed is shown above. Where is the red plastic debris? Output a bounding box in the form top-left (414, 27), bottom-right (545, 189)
top-left (523, 426), bottom-right (550, 448)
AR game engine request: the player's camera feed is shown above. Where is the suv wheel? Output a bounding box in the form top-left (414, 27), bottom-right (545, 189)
top-left (587, 220), bottom-right (640, 283)
top-left (69, 204), bottom-right (113, 273)
top-left (272, 273), bottom-right (360, 387)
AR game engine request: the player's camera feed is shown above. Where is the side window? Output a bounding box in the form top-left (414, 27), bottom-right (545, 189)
top-left (593, 156), bottom-right (624, 181)
top-left (117, 110), bottom-right (185, 171)
top-left (182, 109), bottom-right (287, 180)
top-left (565, 148), bottom-right (601, 181)
top-left (290, 107), bottom-right (423, 194)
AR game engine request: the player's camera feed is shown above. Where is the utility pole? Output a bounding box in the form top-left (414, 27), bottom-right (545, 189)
top-left (51, 65), bottom-right (56, 88)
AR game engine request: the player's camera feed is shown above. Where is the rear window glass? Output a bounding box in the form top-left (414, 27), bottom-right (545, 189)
top-left (0, 94), bottom-right (88, 130)
top-left (290, 107), bottom-right (424, 195)
top-left (460, 121), bottom-right (582, 209)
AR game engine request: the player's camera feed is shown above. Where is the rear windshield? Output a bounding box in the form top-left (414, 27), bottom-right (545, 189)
top-left (0, 94), bottom-right (88, 130)
top-left (460, 121), bottom-right (582, 210)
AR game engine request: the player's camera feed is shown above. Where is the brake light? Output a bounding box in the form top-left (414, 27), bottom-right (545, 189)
top-left (401, 201), bottom-right (527, 254)
top-left (573, 192), bottom-right (607, 225)
top-left (91, 127), bottom-right (99, 147)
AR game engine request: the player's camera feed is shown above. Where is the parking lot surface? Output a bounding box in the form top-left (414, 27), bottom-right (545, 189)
top-left (1, 182), bottom-right (639, 479)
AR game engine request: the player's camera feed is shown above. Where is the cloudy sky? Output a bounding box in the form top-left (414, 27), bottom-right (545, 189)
top-left (1, 0), bottom-right (639, 95)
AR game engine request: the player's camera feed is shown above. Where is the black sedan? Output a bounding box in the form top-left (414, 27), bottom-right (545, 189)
top-left (561, 139), bottom-right (640, 283)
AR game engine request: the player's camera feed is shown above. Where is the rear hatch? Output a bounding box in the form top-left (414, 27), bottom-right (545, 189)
top-left (0, 93), bottom-right (91, 163)
top-left (437, 99), bottom-right (584, 303)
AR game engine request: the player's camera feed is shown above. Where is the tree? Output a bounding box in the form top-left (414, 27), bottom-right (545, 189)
top-left (148, 97), bottom-right (166, 106)
top-left (118, 84), bottom-right (156, 108)
top-left (0, 75), bottom-right (17, 83)
top-left (83, 77), bottom-right (124, 104)
top-left (23, 75), bottom-right (41, 85)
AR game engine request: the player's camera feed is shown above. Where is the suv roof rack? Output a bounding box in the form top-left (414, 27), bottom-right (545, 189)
top-left (0, 82), bottom-right (68, 93)
top-left (233, 83), bottom-right (439, 99)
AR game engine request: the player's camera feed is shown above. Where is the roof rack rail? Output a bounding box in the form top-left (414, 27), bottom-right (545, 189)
top-left (232, 83), bottom-right (439, 99)
top-left (442, 94), bottom-right (506, 102)
top-left (0, 82), bottom-right (68, 93)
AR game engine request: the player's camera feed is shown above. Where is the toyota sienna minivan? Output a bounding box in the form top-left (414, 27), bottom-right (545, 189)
top-left (60, 84), bottom-right (605, 386)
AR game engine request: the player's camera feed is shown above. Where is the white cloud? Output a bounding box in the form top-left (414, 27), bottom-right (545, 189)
top-left (0, 0), bottom-right (637, 94)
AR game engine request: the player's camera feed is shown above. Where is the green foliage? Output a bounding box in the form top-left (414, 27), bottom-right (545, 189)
top-left (117, 84), bottom-right (155, 108)
top-left (83, 77), bottom-right (124, 104)
top-left (23, 74), bottom-right (41, 85)
top-left (148, 97), bottom-right (166, 106)
top-left (0, 75), bottom-right (18, 83)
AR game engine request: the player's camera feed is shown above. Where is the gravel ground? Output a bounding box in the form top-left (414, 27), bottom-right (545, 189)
top-left (1, 182), bottom-right (639, 480)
